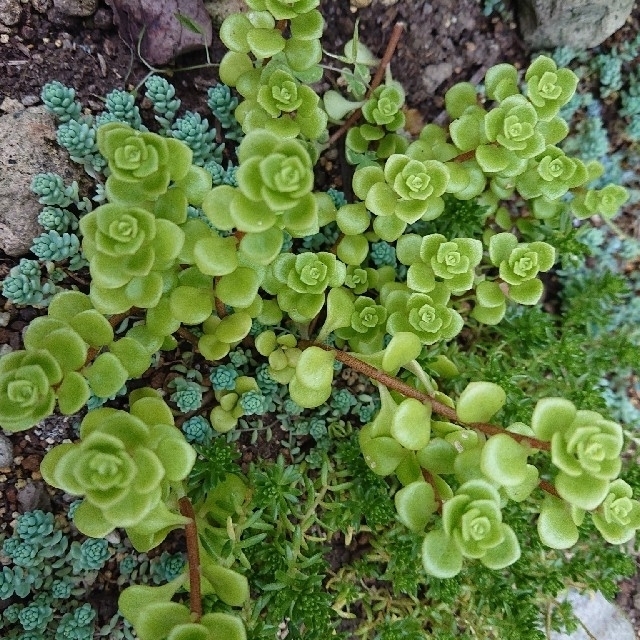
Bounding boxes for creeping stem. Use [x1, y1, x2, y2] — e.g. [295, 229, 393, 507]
[301, 340, 551, 452]
[178, 496, 203, 620]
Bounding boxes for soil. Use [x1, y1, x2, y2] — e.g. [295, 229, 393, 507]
[1, 0, 639, 636]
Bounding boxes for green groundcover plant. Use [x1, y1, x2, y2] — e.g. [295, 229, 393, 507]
[1, 2, 639, 639]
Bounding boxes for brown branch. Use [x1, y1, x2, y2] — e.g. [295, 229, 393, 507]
[453, 150, 476, 163]
[422, 469, 443, 512]
[328, 22, 405, 146]
[538, 479, 561, 499]
[301, 341, 551, 451]
[177, 326, 200, 348]
[178, 497, 203, 621]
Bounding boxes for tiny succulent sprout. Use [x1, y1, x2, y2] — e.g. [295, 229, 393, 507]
[488, 232, 555, 305]
[384, 283, 464, 346]
[592, 480, 640, 544]
[210, 376, 262, 432]
[421, 480, 521, 578]
[571, 184, 629, 220]
[525, 55, 579, 121]
[362, 84, 406, 130]
[39, 390, 195, 550]
[97, 122, 192, 204]
[353, 154, 450, 238]
[531, 398, 623, 511]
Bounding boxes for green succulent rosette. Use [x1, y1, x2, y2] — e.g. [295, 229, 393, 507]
[40, 392, 196, 549]
[80, 203, 184, 313]
[121, 598, 246, 640]
[245, 0, 319, 20]
[421, 480, 521, 578]
[525, 55, 579, 121]
[592, 480, 640, 544]
[532, 398, 624, 511]
[400, 233, 483, 295]
[335, 295, 388, 353]
[488, 232, 555, 305]
[384, 283, 463, 345]
[238, 68, 327, 140]
[361, 84, 405, 130]
[485, 95, 545, 157]
[97, 122, 192, 203]
[353, 154, 449, 239]
[0, 350, 59, 431]
[207, 130, 318, 237]
[515, 146, 588, 200]
[571, 184, 629, 220]
[264, 251, 346, 322]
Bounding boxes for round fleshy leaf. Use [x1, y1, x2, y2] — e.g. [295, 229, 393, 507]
[361, 436, 407, 476]
[555, 472, 610, 511]
[109, 337, 152, 378]
[421, 528, 463, 578]
[83, 352, 129, 398]
[480, 523, 521, 569]
[57, 372, 90, 415]
[169, 286, 213, 325]
[537, 496, 579, 549]
[391, 398, 432, 450]
[394, 480, 436, 532]
[480, 434, 530, 486]
[531, 397, 576, 441]
[457, 381, 506, 423]
[201, 564, 249, 606]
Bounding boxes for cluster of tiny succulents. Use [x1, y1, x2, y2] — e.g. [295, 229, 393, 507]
[1, 1, 639, 638]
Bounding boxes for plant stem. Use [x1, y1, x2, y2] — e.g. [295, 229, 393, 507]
[328, 22, 405, 145]
[303, 341, 551, 451]
[179, 496, 203, 621]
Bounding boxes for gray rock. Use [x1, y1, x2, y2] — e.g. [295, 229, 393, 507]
[52, 0, 98, 16]
[550, 590, 635, 640]
[0, 106, 84, 257]
[515, 0, 635, 49]
[17, 481, 52, 512]
[0, 0, 21, 26]
[31, 0, 52, 13]
[422, 62, 454, 95]
[204, 0, 247, 25]
[0, 433, 13, 468]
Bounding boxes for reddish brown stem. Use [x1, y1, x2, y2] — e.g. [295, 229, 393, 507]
[179, 497, 203, 621]
[422, 469, 443, 512]
[302, 341, 551, 451]
[177, 327, 200, 348]
[538, 479, 561, 498]
[453, 150, 476, 163]
[328, 22, 406, 146]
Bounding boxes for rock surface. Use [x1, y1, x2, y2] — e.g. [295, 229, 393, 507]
[516, 0, 635, 49]
[0, 106, 84, 257]
[0, 433, 13, 468]
[204, 0, 247, 24]
[0, 0, 21, 25]
[105, 0, 213, 66]
[550, 590, 635, 640]
[52, 0, 98, 16]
